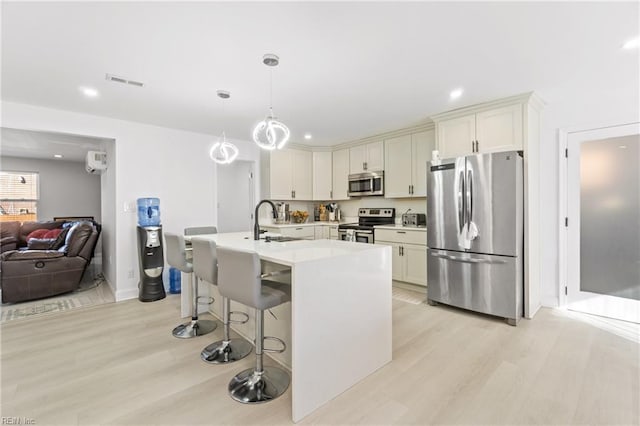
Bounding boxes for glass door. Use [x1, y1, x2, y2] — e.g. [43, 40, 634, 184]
[566, 123, 639, 323]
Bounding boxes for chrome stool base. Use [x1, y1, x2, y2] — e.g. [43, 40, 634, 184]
[201, 338, 252, 364]
[228, 366, 290, 404]
[172, 319, 217, 339]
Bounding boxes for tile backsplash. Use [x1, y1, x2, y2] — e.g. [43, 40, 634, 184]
[260, 197, 426, 224]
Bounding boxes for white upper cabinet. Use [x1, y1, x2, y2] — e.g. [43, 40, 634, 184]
[434, 99, 525, 158]
[332, 148, 350, 200]
[384, 135, 412, 197]
[411, 130, 434, 197]
[312, 151, 332, 200]
[437, 114, 476, 159]
[270, 149, 312, 200]
[384, 130, 434, 198]
[269, 149, 293, 200]
[349, 141, 384, 174]
[366, 140, 384, 171]
[475, 104, 523, 153]
[291, 150, 313, 200]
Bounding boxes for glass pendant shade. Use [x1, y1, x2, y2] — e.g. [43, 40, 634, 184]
[209, 133, 239, 164]
[252, 110, 291, 150]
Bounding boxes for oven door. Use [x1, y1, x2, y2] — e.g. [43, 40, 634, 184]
[338, 229, 373, 243]
[355, 230, 374, 243]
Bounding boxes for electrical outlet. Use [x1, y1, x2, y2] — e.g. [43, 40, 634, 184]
[128, 269, 134, 279]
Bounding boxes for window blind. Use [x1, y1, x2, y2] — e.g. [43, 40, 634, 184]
[0, 171, 39, 217]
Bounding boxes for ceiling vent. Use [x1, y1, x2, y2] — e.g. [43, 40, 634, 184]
[105, 73, 144, 87]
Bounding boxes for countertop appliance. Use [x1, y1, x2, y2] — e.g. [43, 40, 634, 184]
[348, 172, 384, 197]
[275, 202, 290, 224]
[402, 212, 426, 227]
[426, 151, 523, 325]
[338, 207, 395, 243]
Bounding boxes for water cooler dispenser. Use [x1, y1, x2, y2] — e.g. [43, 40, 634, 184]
[136, 197, 166, 302]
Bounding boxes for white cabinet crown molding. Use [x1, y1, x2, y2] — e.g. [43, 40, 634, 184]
[430, 92, 545, 123]
[332, 121, 435, 151]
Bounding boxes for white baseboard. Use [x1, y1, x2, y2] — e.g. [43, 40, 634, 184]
[115, 288, 138, 302]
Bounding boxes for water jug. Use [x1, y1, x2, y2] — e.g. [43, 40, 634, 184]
[137, 197, 160, 227]
[169, 267, 181, 294]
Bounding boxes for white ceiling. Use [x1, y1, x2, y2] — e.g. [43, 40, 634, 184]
[1, 2, 638, 147]
[0, 128, 109, 162]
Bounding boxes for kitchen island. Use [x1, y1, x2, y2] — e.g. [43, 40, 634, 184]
[189, 232, 392, 422]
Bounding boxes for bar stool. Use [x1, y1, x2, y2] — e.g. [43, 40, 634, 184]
[216, 246, 291, 404]
[164, 232, 217, 338]
[190, 238, 252, 364]
[185, 226, 218, 236]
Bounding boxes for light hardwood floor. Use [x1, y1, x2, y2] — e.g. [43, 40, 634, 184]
[1, 292, 638, 425]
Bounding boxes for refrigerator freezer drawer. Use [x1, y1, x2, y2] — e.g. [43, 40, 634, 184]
[427, 249, 523, 323]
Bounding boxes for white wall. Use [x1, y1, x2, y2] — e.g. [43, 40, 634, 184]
[217, 160, 255, 232]
[0, 156, 101, 222]
[1, 101, 260, 301]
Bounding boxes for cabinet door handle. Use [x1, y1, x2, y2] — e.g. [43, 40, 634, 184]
[330, 190, 333, 199]
[476, 140, 479, 152]
[400, 246, 404, 256]
[396, 231, 407, 234]
[398, 246, 402, 256]
[296, 227, 303, 230]
[472, 140, 475, 152]
[293, 190, 296, 198]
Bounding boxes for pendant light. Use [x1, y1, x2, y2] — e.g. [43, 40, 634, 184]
[252, 53, 290, 150]
[209, 90, 239, 165]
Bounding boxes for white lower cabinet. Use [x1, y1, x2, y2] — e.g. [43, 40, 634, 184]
[375, 228, 427, 287]
[314, 225, 331, 240]
[329, 224, 339, 240]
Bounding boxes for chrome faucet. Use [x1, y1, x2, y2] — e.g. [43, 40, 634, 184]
[254, 200, 278, 240]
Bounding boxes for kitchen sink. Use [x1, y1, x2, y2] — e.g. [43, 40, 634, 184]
[263, 236, 302, 242]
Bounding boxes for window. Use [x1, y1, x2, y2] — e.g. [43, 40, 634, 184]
[0, 171, 39, 222]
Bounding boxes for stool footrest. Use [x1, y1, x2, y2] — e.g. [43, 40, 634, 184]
[229, 311, 250, 324]
[197, 296, 215, 305]
[262, 336, 286, 353]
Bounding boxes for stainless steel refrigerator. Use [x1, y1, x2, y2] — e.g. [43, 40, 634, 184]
[426, 151, 523, 325]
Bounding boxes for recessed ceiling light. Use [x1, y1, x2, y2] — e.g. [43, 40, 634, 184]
[619, 145, 628, 149]
[450, 88, 463, 100]
[80, 87, 99, 98]
[622, 37, 640, 49]
[304, 133, 312, 140]
[54, 154, 63, 158]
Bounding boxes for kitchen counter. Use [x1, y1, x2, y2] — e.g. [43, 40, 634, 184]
[188, 232, 392, 422]
[262, 221, 342, 228]
[374, 224, 427, 231]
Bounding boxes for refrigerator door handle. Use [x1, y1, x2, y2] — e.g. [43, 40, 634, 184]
[467, 168, 473, 224]
[457, 170, 465, 233]
[430, 251, 507, 265]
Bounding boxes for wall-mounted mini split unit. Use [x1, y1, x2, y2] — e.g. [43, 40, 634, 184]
[86, 151, 107, 174]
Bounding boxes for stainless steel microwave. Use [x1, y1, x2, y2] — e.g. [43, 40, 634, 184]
[348, 171, 384, 197]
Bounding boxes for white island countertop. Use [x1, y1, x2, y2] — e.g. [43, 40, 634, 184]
[188, 231, 392, 423]
[191, 232, 382, 266]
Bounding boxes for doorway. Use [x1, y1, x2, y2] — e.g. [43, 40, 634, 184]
[563, 122, 639, 323]
[216, 160, 255, 232]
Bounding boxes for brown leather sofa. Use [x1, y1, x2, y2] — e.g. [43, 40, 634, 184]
[0, 220, 101, 303]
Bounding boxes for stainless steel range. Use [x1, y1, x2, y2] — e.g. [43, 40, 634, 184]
[338, 208, 395, 243]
